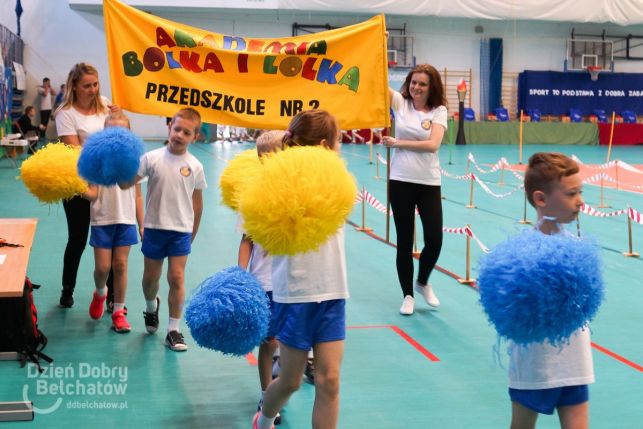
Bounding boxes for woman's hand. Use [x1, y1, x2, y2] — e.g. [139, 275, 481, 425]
[382, 136, 397, 148]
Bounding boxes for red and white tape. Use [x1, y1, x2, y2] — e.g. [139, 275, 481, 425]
[358, 187, 490, 252]
[440, 168, 472, 180]
[583, 172, 618, 184]
[376, 152, 388, 166]
[627, 207, 643, 225]
[617, 160, 643, 175]
[579, 203, 627, 218]
[467, 153, 509, 174]
[472, 174, 525, 198]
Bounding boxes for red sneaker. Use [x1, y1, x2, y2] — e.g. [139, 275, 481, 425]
[111, 310, 131, 333]
[252, 412, 275, 429]
[89, 291, 107, 320]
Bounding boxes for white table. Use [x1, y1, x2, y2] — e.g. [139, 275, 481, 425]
[0, 138, 29, 168]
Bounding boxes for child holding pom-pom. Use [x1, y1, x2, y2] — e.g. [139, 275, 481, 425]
[81, 112, 143, 332]
[252, 110, 351, 429]
[507, 152, 595, 429]
[120, 108, 206, 352]
[237, 130, 285, 425]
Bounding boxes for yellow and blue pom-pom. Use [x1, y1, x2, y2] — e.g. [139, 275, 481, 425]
[77, 127, 144, 185]
[239, 146, 357, 255]
[185, 266, 270, 356]
[19, 142, 87, 203]
[219, 149, 263, 211]
[477, 229, 604, 346]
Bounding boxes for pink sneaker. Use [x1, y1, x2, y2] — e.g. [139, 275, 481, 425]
[252, 411, 275, 429]
[89, 291, 107, 320]
[111, 310, 131, 333]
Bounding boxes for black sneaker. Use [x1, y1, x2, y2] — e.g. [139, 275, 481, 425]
[304, 359, 315, 384]
[106, 291, 114, 312]
[164, 330, 188, 352]
[106, 295, 127, 315]
[59, 286, 74, 308]
[143, 297, 160, 334]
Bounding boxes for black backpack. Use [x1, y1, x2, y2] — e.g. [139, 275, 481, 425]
[0, 277, 52, 372]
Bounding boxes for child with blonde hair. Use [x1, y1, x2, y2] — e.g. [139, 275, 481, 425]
[238, 130, 285, 424]
[83, 111, 143, 332]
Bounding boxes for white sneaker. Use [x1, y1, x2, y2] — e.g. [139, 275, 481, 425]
[415, 282, 440, 307]
[399, 295, 415, 315]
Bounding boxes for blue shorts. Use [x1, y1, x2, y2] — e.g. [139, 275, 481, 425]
[272, 299, 346, 351]
[141, 228, 192, 260]
[264, 291, 277, 340]
[90, 224, 138, 248]
[509, 385, 589, 415]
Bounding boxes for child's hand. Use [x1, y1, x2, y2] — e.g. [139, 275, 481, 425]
[108, 104, 121, 114]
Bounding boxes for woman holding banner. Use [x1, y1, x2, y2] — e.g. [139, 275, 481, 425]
[55, 63, 119, 308]
[382, 64, 447, 316]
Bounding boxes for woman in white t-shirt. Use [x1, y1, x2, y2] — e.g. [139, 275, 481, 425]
[382, 64, 448, 316]
[54, 63, 119, 309]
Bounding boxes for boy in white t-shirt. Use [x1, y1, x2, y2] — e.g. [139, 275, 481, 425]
[509, 152, 592, 429]
[238, 130, 285, 425]
[120, 108, 207, 352]
[82, 112, 143, 332]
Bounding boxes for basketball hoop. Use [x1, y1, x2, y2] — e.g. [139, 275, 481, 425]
[587, 66, 601, 82]
[388, 60, 398, 68]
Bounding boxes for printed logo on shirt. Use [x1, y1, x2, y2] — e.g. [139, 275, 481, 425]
[179, 166, 192, 177]
[421, 119, 432, 130]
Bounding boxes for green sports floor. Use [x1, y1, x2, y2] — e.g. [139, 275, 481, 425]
[1, 141, 641, 428]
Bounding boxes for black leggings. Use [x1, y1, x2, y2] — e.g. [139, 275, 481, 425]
[62, 196, 90, 288]
[389, 180, 443, 297]
[61, 196, 114, 290]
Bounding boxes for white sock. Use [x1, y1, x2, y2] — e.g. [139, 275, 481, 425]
[95, 286, 107, 297]
[257, 413, 276, 429]
[145, 298, 158, 313]
[113, 303, 125, 313]
[167, 317, 181, 333]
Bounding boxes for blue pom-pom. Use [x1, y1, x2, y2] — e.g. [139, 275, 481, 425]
[77, 127, 144, 185]
[185, 266, 270, 356]
[478, 229, 604, 346]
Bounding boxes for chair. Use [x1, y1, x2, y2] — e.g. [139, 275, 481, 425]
[621, 110, 637, 124]
[495, 108, 509, 122]
[592, 109, 607, 123]
[463, 108, 475, 121]
[527, 109, 541, 122]
[569, 109, 583, 123]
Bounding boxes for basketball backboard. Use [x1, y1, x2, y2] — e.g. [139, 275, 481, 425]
[565, 39, 614, 72]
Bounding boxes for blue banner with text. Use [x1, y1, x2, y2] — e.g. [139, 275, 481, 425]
[518, 71, 643, 116]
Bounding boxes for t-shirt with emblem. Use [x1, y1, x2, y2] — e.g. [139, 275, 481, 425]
[390, 90, 448, 186]
[137, 146, 207, 233]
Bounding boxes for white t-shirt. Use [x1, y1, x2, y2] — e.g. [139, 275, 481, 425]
[138, 147, 207, 233]
[271, 228, 348, 304]
[55, 96, 110, 145]
[90, 185, 137, 226]
[390, 91, 448, 186]
[236, 216, 272, 292]
[38, 86, 54, 111]
[508, 327, 595, 389]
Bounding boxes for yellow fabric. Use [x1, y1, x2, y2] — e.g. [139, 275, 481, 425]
[19, 143, 87, 204]
[104, 0, 389, 130]
[239, 146, 357, 256]
[219, 149, 263, 211]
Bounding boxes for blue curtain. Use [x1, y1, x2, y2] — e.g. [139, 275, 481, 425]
[489, 38, 503, 113]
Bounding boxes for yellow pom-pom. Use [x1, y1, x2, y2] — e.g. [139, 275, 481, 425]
[219, 149, 263, 211]
[239, 146, 357, 255]
[19, 142, 87, 204]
